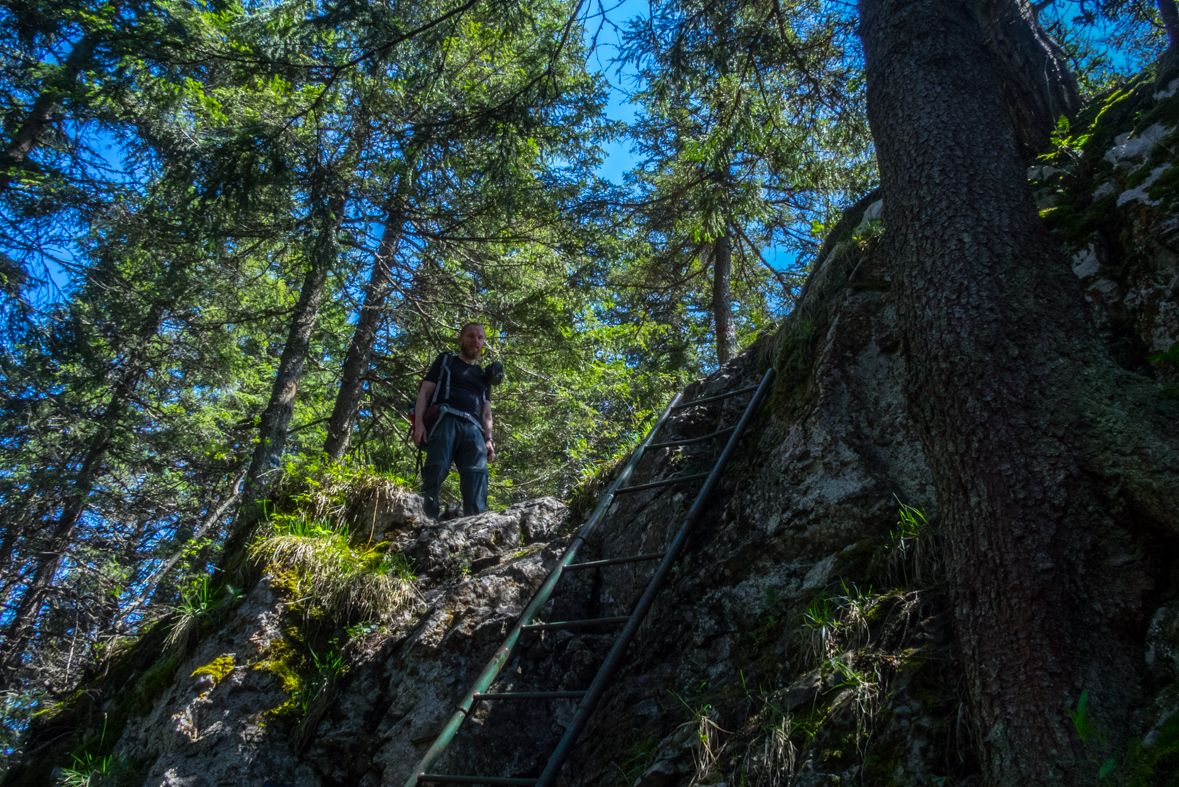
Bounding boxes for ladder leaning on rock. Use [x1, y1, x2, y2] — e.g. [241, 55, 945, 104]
[404, 367, 777, 787]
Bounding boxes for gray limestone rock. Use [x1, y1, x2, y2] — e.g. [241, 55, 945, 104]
[1147, 602, 1179, 683]
[68, 113, 1179, 786]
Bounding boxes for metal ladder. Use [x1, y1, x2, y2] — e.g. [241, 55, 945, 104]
[404, 367, 776, 787]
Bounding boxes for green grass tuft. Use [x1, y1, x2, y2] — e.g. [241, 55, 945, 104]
[250, 518, 418, 626]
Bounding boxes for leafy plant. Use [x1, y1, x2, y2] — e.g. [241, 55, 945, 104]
[295, 647, 347, 715]
[57, 714, 136, 786]
[1068, 689, 1120, 779]
[799, 581, 874, 667]
[801, 595, 836, 665]
[1041, 114, 1091, 165]
[268, 458, 415, 542]
[57, 752, 136, 787]
[829, 657, 881, 754]
[164, 575, 240, 653]
[887, 497, 938, 586]
[670, 690, 728, 787]
[1071, 689, 1108, 746]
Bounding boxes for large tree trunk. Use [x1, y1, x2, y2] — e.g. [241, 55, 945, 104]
[322, 212, 403, 461]
[0, 301, 166, 687]
[0, 34, 95, 191]
[711, 231, 735, 365]
[976, 0, 1079, 157]
[859, 0, 1179, 783]
[1161, 0, 1179, 51]
[225, 180, 347, 558]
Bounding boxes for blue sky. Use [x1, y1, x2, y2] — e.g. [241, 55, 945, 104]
[582, 0, 647, 185]
[580, 0, 809, 279]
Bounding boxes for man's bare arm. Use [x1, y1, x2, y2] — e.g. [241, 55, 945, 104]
[413, 381, 437, 446]
[482, 400, 494, 462]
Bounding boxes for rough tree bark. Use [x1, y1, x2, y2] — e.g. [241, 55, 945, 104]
[712, 231, 735, 365]
[224, 177, 348, 559]
[860, 0, 1179, 783]
[1160, 0, 1179, 51]
[322, 210, 403, 461]
[976, 0, 1079, 157]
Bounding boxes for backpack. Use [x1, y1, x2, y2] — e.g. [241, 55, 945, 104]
[408, 353, 455, 445]
[408, 353, 502, 448]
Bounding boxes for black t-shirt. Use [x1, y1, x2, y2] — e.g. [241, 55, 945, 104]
[424, 353, 490, 420]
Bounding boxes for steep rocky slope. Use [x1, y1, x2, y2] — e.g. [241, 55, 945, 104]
[11, 67, 1179, 787]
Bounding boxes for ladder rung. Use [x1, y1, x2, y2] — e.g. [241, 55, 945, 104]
[671, 384, 759, 409]
[473, 691, 586, 701]
[565, 553, 666, 570]
[418, 776, 536, 786]
[649, 426, 736, 449]
[615, 473, 709, 493]
[523, 616, 629, 631]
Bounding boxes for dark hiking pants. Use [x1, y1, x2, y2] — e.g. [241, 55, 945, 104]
[420, 413, 488, 519]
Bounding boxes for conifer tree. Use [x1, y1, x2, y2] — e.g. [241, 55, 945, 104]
[619, 0, 873, 364]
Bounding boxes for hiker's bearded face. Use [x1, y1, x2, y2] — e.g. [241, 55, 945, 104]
[460, 326, 486, 360]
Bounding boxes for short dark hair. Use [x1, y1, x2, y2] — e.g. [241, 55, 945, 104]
[460, 321, 485, 335]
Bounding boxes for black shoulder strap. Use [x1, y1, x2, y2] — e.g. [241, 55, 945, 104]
[430, 353, 454, 405]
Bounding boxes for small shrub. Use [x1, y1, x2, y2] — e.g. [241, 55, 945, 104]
[565, 453, 626, 529]
[267, 456, 415, 537]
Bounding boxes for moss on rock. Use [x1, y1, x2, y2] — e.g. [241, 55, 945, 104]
[192, 655, 236, 685]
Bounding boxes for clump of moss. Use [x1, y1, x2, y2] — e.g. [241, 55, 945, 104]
[1126, 164, 1156, 190]
[191, 655, 235, 686]
[1040, 194, 1120, 248]
[613, 733, 659, 787]
[862, 735, 908, 787]
[772, 317, 823, 417]
[253, 637, 309, 717]
[1147, 163, 1179, 207]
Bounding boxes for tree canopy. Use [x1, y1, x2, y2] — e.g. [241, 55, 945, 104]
[0, 0, 1169, 781]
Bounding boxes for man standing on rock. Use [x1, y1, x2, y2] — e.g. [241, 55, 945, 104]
[413, 322, 496, 519]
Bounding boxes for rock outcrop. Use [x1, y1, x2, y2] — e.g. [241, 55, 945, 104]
[14, 66, 1179, 787]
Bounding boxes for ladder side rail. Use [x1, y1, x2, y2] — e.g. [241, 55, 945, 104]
[571, 390, 683, 544]
[534, 368, 776, 787]
[403, 391, 683, 787]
